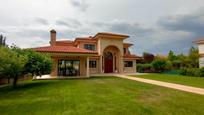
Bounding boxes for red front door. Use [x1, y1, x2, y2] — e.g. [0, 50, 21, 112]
[104, 52, 113, 73]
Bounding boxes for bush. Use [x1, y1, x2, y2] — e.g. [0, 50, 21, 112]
[199, 67, 204, 77]
[137, 64, 153, 73]
[180, 68, 204, 77]
[151, 59, 172, 72]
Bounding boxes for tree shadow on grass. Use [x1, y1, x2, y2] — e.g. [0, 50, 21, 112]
[0, 76, 117, 93]
[0, 80, 57, 93]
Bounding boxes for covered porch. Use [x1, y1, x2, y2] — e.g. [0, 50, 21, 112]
[50, 53, 93, 78]
[32, 45, 97, 78]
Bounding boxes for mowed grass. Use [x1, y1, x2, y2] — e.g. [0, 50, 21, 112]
[0, 77, 204, 115]
[132, 73, 204, 88]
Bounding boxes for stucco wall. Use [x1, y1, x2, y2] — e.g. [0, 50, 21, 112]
[198, 44, 204, 54]
[89, 59, 100, 74]
[123, 59, 136, 73]
[199, 57, 204, 68]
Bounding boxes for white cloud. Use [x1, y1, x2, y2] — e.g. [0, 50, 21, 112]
[0, 0, 204, 55]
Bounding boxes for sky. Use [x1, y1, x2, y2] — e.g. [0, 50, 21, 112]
[0, 0, 204, 55]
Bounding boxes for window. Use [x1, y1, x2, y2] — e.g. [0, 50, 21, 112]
[124, 61, 133, 67]
[124, 48, 126, 54]
[84, 44, 95, 50]
[89, 61, 97, 68]
[58, 60, 80, 76]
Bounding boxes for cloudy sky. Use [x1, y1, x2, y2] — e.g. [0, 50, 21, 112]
[0, 0, 204, 55]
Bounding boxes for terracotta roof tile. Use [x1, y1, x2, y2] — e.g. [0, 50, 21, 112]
[123, 43, 133, 47]
[32, 46, 97, 54]
[55, 40, 74, 46]
[123, 54, 141, 59]
[96, 32, 129, 37]
[193, 38, 204, 44]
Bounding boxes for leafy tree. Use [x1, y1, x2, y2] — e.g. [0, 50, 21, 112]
[0, 34, 7, 46]
[152, 58, 171, 72]
[23, 49, 53, 77]
[168, 50, 177, 61]
[0, 46, 27, 87]
[11, 46, 53, 77]
[188, 46, 199, 68]
[143, 52, 155, 63]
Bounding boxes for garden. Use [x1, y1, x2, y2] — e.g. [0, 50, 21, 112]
[137, 47, 202, 77]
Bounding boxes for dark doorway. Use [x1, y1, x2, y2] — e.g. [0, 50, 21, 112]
[104, 52, 113, 73]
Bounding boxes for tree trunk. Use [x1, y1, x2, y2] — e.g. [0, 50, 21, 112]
[13, 75, 18, 88]
[7, 77, 10, 84]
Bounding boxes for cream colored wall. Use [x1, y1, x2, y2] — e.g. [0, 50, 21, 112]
[50, 58, 58, 77]
[123, 59, 136, 73]
[89, 59, 100, 74]
[199, 57, 204, 68]
[198, 44, 204, 54]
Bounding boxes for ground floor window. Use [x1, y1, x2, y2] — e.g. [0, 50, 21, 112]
[89, 61, 97, 68]
[124, 61, 133, 67]
[58, 60, 80, 76]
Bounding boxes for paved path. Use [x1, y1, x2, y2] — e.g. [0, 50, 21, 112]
[114, 74, 204, 95]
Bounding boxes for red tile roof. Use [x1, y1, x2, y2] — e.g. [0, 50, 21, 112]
[97, 32, 129, 37]
[123, 54, 141, 59]
[123, 43, 133, 47]
[93, 32, 129, 39]
[55, 40, 74, 46]
[32, 46, 98, 54]
[193, 38, 204, 44]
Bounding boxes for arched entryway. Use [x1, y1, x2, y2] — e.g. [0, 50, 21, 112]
[104, 52, 113, 73]
[103, 45, 121, 73]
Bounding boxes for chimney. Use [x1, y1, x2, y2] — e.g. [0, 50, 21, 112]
[50, 29, 56, 46]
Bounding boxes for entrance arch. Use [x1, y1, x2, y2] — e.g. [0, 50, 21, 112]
[102, 45, 121, 73]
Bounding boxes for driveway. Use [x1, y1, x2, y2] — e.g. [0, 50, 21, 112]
[115, 74, 204, 95]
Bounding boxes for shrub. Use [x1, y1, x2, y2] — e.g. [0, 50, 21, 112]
[151, 59, 172, 72]
[199, 67, 204, 77]
[137, 64, 153, 73]
[180, 68, 203, 77]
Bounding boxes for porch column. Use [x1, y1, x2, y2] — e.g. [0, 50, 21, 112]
[86, 57, 90, 77]
[100, 56, 103, 73]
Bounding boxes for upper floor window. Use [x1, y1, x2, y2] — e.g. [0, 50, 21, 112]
[124, 61, 133, 67]
[84, 44, 95, 50]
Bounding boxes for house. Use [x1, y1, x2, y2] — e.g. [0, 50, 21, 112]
[194, 39, 204, 67]
[33, 30, 140, 77]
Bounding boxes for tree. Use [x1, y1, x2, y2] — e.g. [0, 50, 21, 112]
[168, 50, 177, 61]
[11, 46, 53, 77]
[152, 59, 171, 72]
[188, 46, 199, 68]
[23, 49, 53, 77]
[0, 34, 7, 46]
[0, 46, 27, 87]
[143, 52, 155, 63]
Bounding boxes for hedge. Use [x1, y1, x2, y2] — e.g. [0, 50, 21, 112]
[180, 67, 204, 77]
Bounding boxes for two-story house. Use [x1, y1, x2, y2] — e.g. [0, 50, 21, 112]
[194, 39, 204, 67]
[33, 30, 140, 77]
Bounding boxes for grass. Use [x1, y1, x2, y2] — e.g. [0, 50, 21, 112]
[132, 73, 204, 88]
[0, 76, 204, 115]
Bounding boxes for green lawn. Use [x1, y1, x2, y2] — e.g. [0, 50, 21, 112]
[0, 77, 204, 115]
[132, 74, 204, 88]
